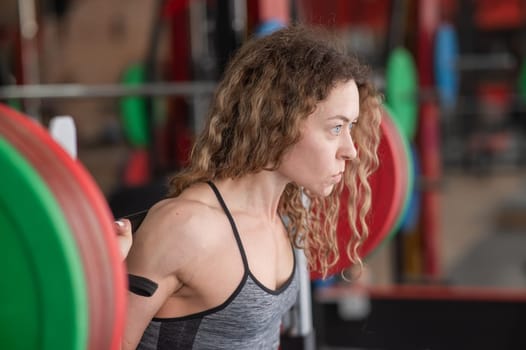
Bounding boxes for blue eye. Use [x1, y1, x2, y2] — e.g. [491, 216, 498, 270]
[331, 125, 342, 134]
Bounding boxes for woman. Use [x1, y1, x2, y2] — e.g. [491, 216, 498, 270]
[116, 24, 381, 349]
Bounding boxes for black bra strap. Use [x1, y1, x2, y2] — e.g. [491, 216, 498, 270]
[206, 181, 250, 269]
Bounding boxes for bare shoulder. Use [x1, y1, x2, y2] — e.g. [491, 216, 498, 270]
[122, 184, 226, 349]
[126, 183, 224, 278]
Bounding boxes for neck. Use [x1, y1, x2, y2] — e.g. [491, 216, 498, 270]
[214, 170, 289, 221]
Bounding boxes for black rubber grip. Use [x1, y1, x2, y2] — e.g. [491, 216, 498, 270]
[128, 274, 159, 297]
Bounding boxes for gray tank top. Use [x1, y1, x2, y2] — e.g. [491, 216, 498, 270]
[137, 182, 299, 349]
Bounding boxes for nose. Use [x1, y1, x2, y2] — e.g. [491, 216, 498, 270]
[338, 133, 357, 161]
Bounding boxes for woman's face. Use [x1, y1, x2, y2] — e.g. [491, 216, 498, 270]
[278, 80, 360, 197]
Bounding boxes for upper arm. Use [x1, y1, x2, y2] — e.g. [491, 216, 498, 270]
[121, 200, 199, 349]
[122, 279, 177, 350]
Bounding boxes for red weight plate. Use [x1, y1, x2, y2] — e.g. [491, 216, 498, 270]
[0, 106, 114, 349]
[0, 104, 127, 349]
[0, 136, 88, 350]
[311, 107, 407, 279]
[359, 108, 407, 256]
[383, 107, 412, 237]
[67, 151, 128, 350]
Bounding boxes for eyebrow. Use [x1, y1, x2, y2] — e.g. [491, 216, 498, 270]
[328, 115, 359, 123]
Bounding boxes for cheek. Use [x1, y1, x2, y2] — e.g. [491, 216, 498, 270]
[303, 138, 333, 163]
[284, 139, 332, 174]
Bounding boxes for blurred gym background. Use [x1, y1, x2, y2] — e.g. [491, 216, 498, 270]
[2, 0, 526, 349]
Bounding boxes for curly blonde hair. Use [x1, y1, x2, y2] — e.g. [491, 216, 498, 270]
[168, 25, 381, 278]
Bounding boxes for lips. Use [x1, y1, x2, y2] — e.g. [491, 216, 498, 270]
[332, 172, 343, 183]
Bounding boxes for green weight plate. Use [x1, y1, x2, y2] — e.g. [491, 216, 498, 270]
[120, 64, 150, 147]
[386, 47, 418, 140]
[0, 109, 115, 349]
[0, 137, 88, 350]
[0, 104, 127, 350]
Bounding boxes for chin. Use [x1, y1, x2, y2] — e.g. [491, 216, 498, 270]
[323, 185, 337, 197]
[307, 184, 335, 198]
